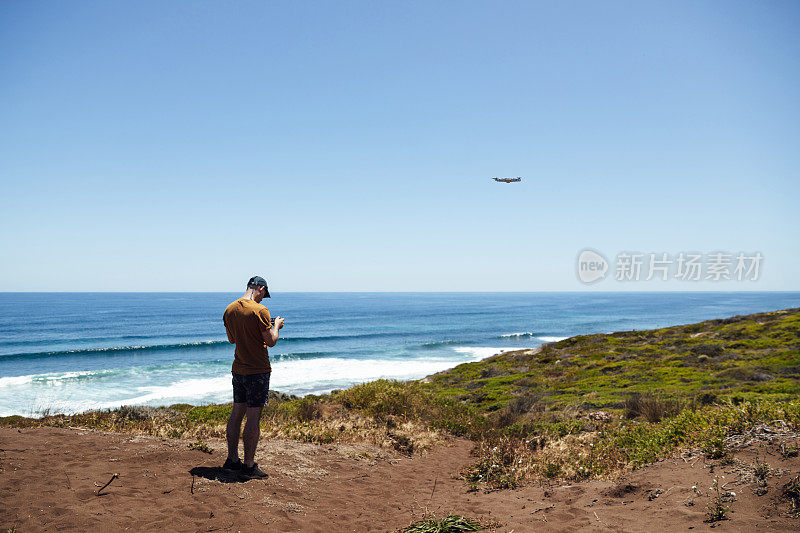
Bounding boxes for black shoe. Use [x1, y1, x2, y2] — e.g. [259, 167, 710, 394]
[241, 462, 268, 479]
[222, 457, 243, 472]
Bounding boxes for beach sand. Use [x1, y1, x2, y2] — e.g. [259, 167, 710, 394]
[2, 426, 798, 532]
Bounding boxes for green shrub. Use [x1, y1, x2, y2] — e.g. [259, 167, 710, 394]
[702, 435, 727, 459]
[188, 440, 213, 454]
[186, 404, 232, 425]
[401, 514, 484, 533]
[283, 397, 322, 422]
[542, 461, 561, 479]
[705, 478, 730, 523]
[753, 459, 772, 480]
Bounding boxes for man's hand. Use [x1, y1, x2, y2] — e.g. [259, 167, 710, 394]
[263, 317, 283, 347]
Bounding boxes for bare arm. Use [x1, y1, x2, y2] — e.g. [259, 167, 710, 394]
[223, 315, 235, 344]
[262, 317, 284, 347]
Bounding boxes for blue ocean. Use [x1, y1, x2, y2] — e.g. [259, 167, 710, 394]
[1, 292, 798, 417]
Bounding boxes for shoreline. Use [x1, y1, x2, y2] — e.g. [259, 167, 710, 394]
[2, 300, 799, 418]
[0, 346, 528, 419]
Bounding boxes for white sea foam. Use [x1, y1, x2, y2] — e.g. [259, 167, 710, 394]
[0, 375, 35, 387]
[538, 336, 568, 343]
[273, 357, 459, 389]
[43, 370, 109, 382]
[451, 346, 514, 360]
[0, 369, 113, 388]
[500, 332, 534, 338]
[0, 346, 530, 415]
[97, 376, 231, 408]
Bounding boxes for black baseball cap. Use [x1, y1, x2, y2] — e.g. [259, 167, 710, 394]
[247, 276, 270, 297]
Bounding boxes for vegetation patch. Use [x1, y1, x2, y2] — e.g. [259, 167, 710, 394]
[623, 393, 684, 422]
[0, 381, 487, 455]
[188, 439, 213, 454]
[784, 474, 800, 518]
[399, 514, 487, 533]
[704, 477, 731, 523]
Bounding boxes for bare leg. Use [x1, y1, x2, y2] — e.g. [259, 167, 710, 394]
[242, 406, 263, 467]
[226, 402, 247, 461]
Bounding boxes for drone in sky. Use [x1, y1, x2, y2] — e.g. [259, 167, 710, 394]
[491, 177, 522, 183]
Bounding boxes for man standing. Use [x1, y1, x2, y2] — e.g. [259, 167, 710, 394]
[222, 276, 284, 479]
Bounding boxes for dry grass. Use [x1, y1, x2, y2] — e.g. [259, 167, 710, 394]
[492, 394, 542, 428]
[0, 382, 466, 456]
[784, 474, 800, 517]
[624, 393, 684, 423]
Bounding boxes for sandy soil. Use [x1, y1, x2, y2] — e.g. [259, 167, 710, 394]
[1, 427, 798, 532]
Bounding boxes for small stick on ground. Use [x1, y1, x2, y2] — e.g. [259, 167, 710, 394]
[594, 511, 605, 525]
[429, 477, 437, 501]
[95, 473, 119, 495]
[661, 486, 677, 497]
[190, 475, 195, 494]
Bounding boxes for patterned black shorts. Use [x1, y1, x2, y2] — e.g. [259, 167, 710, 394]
[232, 372, 271, 408]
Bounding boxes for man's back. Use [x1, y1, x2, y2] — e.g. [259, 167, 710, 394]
[223, 298, 272, 374]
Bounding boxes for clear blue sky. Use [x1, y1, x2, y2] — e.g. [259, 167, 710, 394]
[1, 1, 798, 291]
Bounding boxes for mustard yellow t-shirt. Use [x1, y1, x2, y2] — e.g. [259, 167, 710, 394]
[223, 298, 272, 374]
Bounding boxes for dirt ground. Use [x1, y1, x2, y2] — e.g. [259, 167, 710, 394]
[1, 426, 798, 532]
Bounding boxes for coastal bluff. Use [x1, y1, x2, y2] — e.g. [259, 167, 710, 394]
[2, 308, 799, 531]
